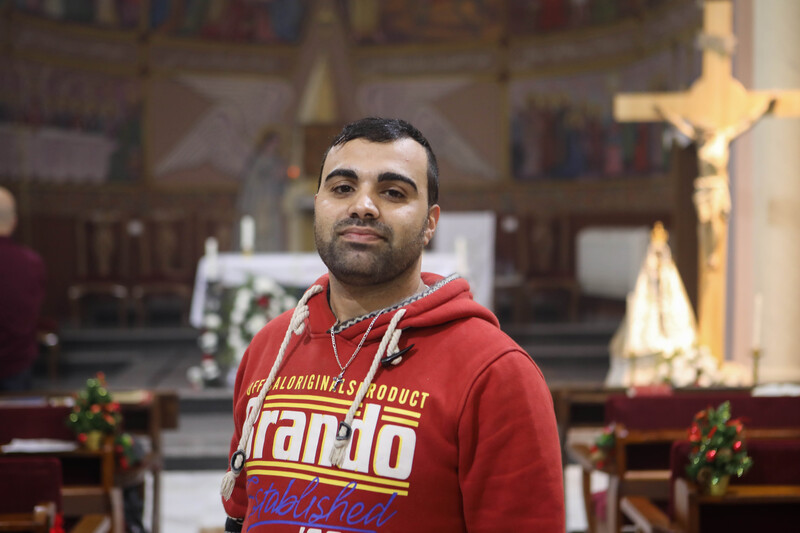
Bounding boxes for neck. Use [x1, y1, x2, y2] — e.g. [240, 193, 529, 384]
[328, 268, 427, 323]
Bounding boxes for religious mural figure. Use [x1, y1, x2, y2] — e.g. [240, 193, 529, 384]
[655, 98, 775, 270]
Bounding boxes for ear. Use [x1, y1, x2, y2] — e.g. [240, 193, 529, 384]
[423, 205, 440, 246]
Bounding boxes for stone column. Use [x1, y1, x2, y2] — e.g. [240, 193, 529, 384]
[751, 0, 800, 382]
[729, 0, 755, 368]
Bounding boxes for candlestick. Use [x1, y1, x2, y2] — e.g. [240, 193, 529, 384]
[752, 292, 763, 352]
[205, 237, 219, 282]
[240, 215, 255, 255]
[752, 348, 762, 387]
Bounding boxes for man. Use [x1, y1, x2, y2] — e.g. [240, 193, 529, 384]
[0, 187, 46, 391]
[221, 118, 564, 532]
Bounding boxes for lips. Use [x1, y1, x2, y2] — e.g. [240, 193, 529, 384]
[335, 221, 388, 241]
[339, 226, 385, 242]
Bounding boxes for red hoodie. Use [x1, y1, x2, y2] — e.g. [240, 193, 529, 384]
[223, 273, 564, 532]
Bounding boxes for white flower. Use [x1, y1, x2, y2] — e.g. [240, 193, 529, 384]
[245, 314, 268, 336]
[282, 295, 297, 310]
[203, 313, 222, 330]
[186, 366, 204, 386]
[230, 308, 246, 326]
[199, 331, 218, 352]
[227, 328, 244, 348]
[254, 277, 279, 294]
[201, 358, 221, 380]
[268, 299, 284, 318]
[698, 356, 719, 380]
[655, 362, 671, 383]
[234, 288, 253, 311]
[671, 356, 696, 387]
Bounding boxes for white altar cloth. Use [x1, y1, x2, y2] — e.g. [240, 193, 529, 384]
[190, 252, 464, 328]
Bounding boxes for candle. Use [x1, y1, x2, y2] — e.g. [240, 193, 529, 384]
[240, 215, 255, 254]
[455, 236, 469, 278]
[205, 237, 219, 281]
[752, 292, 763, 351]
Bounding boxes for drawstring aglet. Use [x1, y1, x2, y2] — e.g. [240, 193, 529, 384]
[381, 344, 414, 367]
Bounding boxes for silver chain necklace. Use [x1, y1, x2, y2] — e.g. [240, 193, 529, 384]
[329, 312, 382, 392]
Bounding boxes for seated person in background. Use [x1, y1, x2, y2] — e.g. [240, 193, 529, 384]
[0, 187, 46, 392]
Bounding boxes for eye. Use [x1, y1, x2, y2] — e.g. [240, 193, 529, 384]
[383, 188, 407, 200]
[331, 183, 354, 195]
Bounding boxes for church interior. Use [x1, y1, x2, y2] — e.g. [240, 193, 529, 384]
[2, 0, 800, 532]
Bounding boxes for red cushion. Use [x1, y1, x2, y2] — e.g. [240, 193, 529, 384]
[0, 405, 74, 444]
[605, 394, 800, 430]
[0, 456, 63, 513]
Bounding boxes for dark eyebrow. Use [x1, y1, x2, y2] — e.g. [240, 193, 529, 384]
[323, 168, 358, 183]
[377, 172, 418, 192]
[323, 169, 419, 193]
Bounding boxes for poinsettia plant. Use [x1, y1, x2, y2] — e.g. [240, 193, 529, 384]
[686, 401, 753, 487]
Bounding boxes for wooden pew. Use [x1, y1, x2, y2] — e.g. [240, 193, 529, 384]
[622, 439, 800, 533]
[0, 390, 179, 533]
[0, 456, 110, 533]
[0, 404, 124, 531]
[0, 457, 60, 533]
[567, 393, 800, 533]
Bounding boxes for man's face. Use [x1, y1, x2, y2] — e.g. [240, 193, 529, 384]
[314, 138, 439, 287]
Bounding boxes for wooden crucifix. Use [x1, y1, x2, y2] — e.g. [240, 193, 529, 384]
[614, 0, 800, 362]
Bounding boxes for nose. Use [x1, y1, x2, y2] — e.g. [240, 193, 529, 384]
[349, 189, 379, 219]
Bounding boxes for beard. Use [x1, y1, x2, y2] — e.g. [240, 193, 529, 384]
[314, 216, 428, 287]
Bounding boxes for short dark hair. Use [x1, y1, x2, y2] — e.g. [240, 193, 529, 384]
[317, 117, 439, 206]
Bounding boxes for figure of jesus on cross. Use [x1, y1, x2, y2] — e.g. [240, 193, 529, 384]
[614, 0, 800, 362]
[655, 97, 774, 273]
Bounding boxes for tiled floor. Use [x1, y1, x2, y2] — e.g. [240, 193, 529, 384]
[162, 471, 227, 533]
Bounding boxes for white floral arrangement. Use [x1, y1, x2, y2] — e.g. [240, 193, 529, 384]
[190, 276, 298, 387]
[654, 345, 751, 388]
